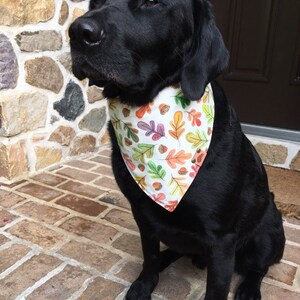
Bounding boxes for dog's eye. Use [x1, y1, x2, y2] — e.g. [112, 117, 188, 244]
[142, 0, 159, 8]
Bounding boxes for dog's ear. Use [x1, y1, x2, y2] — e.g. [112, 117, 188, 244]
[181, 0, 229, 100]
[89, 0, 105, 10]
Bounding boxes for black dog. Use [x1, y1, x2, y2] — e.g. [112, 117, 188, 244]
[69, 1, 285, 299]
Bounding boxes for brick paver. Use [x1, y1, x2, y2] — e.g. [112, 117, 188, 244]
[17, 183, 63, 201]
[55, 194, 107, 216]
[59, 217, 118, 244]
[77, 277, 125, 300]
[112, 233, 143, 258]
[57, 180, 105, 199]
[59, 240, 121, 273]
[15, 201, 69, 224]
[0, 234, 9, 245]
[0, 190, 26, 208]
[0, 254, 61, 300]
[65, 160, 96, 170]
[0, 244, 31, 273]
[31, 173, 67, 186]
[104, 209, 139, 232]
[56, 167, 99, 182]
[27, 265, 92, 300]
[7, 220, 65, 249]
[0, 209, 18, 227]
[0, 147, 299, 299]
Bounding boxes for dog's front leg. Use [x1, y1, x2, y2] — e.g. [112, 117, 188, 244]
[126, 229, 160, 300]
[204, 237, 236, 300]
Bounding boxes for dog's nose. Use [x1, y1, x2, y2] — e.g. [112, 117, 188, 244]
[69, 19, 105, 46]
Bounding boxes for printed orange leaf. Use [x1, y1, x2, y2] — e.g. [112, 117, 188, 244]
[187, 109, 201, 127]
[165, 200, 179, 212]
[136, 103, 152, 119]
[165, 149, 192, 169]
[152, 193, 166, 203]
[201, 89, 210, 103]
[121, 152, 136, 171]
[169, 111, 185, 140]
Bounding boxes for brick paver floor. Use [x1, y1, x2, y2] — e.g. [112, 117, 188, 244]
[0, 146, 299, 299]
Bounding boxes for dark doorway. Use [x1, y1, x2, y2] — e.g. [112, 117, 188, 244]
[212, 0, 300, 131]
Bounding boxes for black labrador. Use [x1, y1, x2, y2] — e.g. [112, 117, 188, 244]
[69, 1, 285, 299]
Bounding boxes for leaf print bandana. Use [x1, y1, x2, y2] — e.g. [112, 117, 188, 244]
[108, 84, 215, 212]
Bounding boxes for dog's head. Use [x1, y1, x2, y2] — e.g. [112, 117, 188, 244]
[69, 0, 229, 105]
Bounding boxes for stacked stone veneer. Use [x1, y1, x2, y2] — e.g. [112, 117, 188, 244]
[0, 0, 109, 182]
[0, 1, 299, 183]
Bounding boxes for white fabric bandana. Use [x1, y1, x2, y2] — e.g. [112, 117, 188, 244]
[108, 84, 215, 212]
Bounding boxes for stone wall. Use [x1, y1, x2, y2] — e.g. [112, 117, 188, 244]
[0, 0, 109, 182]
[248, 135, 300, 172]
[0, 1, 299, 183]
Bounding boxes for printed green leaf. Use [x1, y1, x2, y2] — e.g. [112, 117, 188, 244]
[186, 130, 209, 149]
[148, 161, 166, 180]
[132, 144, 155, 163]
[116, 133, 123, 147]
[123, 122, 139, 143]
[202, 104, 214, 124]
[175, 91, 191, 109]
[111, 114, 122, 130]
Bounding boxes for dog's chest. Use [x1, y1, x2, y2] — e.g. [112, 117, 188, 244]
[108, 84, 215, 212]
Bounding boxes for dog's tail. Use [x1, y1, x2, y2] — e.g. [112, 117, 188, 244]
[159, 249, 182, 272]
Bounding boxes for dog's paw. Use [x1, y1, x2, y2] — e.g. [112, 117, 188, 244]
[125, 280, 155, 300]
[234, 280, 261, 300]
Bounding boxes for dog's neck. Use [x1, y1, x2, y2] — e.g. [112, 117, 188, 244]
[103, 73, 181, 107]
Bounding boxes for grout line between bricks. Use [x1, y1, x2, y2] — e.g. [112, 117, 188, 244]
[283, 220, 300, 230]
[280, 259, 300, 268]
[115, 289, 130, 300]
[16, 263, 68, 300]
[286, 240, 300, 248]
[263, 276, 300, 292]
[293, 267, 300, 290]
[0, 216, 25, 232]
[0, 249, 36, 280]
[67, 276, 99, 300]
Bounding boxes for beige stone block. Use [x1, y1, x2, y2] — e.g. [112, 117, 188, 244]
[48, 125, 76, 146]
[0, 92, 48, 137]
[59, 1, 69, 26]
[35, 147, 62, 170]
[255, 143, 288, 165]
[69, 135, 96, 156]
[290, 150, 300, 171]
[0, 0, 55, 26]
[31, 133, 46, 143]
[0, 140, 28, 180]
[16, 30, 62, 52]
[25, 57, 64, 93]
[58, 52, 72, 73]
[87, 85, 105, 103]
[100, 130, 111, 144]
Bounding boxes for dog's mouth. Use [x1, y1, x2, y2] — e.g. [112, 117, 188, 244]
[72, 61, 107, 86]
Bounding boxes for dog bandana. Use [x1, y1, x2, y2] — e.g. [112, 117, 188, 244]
[108, 84, 215, 212]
